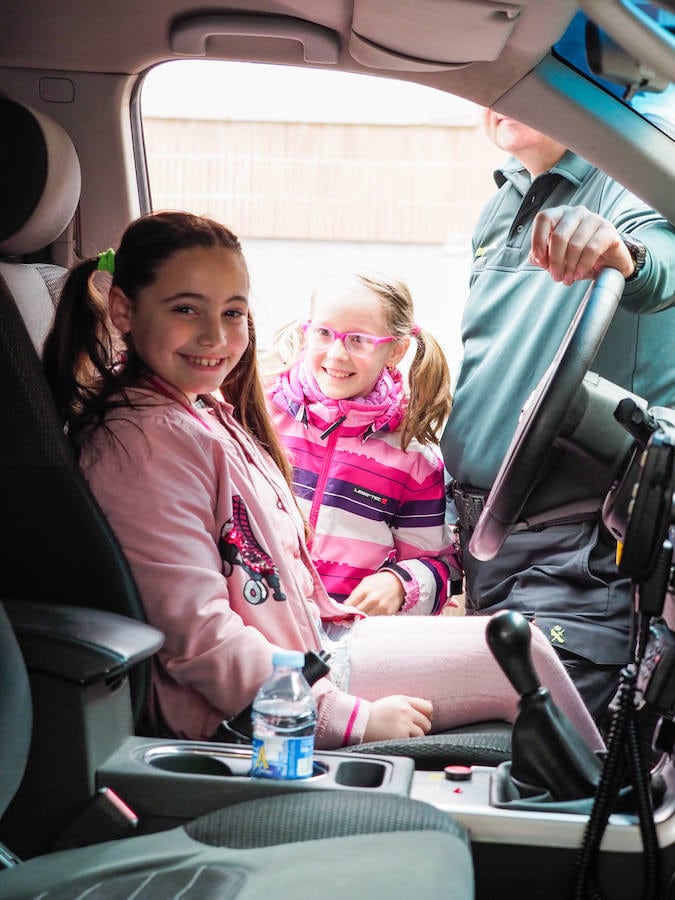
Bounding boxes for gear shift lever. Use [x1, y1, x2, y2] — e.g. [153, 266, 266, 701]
[486, 607, 541, 695]
[487, 610, 603, 800]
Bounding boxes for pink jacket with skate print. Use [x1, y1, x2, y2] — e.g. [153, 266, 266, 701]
[79, 384, 370, 747]
[266, 360, 461, 614]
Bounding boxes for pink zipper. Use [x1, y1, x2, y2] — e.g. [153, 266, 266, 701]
[310, 422, 343, 530]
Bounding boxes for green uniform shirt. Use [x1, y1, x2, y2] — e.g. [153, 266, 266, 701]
[442, 151, 675, 490]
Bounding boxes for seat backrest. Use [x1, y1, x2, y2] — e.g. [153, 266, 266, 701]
[0, 95, 149, 719]
[0, 602, 32, 821]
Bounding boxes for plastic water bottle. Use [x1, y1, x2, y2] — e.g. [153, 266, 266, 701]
[250, 649, 317, 780]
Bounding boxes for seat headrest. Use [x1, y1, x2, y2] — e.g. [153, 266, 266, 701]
[0, 96, 81, 256]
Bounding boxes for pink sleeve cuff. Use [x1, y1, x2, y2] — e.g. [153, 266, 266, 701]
[343, 698, 361, 744]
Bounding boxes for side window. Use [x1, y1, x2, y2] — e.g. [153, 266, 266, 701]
[140, 61, 503, 376]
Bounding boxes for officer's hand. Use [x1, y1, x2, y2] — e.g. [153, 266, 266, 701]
[530, 205, 635, 285]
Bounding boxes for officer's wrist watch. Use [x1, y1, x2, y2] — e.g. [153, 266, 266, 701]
[621, 234, 647, 282]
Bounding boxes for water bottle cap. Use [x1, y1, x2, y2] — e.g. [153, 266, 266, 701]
[272, 649, 305, 669]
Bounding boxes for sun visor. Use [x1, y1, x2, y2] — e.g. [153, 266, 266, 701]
[350, 0, 522, 71]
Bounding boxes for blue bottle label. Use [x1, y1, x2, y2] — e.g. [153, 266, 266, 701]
[251, 734, 315, 779]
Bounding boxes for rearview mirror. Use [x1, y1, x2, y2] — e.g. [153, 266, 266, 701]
[585, 20, 670, 100]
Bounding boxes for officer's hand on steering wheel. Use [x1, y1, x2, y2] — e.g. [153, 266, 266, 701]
[529, 205, 635, 285]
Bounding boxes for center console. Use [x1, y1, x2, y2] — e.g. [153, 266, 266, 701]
[5, 595, 675, 900]
[434, 607, 675, 899]
[411, 759, 675, 898]
[100, 738, 414, 834]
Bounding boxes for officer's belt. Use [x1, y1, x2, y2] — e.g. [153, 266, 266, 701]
[450, 481, 600, 534]
[451, 483, 490, 531]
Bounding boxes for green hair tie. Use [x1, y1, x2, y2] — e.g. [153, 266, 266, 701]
[97, 248, 116, 274]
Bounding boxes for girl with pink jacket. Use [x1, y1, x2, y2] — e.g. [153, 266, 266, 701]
[266, 273, 461, 616]
[42, 211, 602, 752]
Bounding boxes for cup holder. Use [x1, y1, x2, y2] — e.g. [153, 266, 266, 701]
[142, 745, 329, 780]
[335, 760, 386, 788]
[143, 745, 252, 778]
[140, 745, 394, 790]
[148, 753, 235, 776]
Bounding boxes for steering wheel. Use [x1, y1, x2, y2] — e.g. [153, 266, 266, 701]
[469, 267, 627, 562]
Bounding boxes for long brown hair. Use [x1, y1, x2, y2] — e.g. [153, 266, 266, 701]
[42, 210, 292, 483]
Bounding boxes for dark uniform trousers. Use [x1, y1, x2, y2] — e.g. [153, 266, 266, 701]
[458, 514, 632, 725]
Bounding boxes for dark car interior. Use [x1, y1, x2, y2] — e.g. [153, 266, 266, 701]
[1, 0, 675, 898]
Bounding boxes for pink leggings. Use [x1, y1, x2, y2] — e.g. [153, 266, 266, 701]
[346, 615, 604, 751]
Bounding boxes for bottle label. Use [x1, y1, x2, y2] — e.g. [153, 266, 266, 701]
[250, 734, 315, 779]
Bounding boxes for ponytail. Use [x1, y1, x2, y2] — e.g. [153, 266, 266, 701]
[347, 273, 452, 451]
[399, 327, 452, 450]
[259, 318, 305, 378]
[42, 257, 129, 450]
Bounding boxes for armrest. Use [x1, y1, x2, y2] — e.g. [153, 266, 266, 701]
[3, 600, 164, 685]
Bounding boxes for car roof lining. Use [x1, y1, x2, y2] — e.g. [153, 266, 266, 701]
[351, 0, 524, 67]
[0, 0, 577, 107]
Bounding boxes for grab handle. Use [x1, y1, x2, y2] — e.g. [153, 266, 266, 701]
[171, 13, 340, 64]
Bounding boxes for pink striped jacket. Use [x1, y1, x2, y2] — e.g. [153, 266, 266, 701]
[267, 361, 462, 614]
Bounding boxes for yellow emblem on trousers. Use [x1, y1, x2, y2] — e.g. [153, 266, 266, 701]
[550, 624, 565, 644]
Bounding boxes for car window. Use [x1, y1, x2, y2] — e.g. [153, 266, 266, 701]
[139, 61, 504, 377]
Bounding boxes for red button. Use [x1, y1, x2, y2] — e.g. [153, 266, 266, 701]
[444, 765, 472, 782]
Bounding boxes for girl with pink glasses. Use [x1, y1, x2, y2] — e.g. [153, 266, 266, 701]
[266, 272, 462, 617]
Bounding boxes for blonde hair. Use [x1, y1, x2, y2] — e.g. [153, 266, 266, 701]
[266, 272, 452, 450]
[259, 317, 305, 379]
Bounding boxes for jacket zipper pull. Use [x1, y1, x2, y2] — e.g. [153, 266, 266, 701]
[320, 414, 346, 440]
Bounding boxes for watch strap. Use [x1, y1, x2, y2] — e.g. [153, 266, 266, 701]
[621, 234, 647, 282]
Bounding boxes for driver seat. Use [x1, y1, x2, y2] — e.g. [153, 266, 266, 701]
[0, 94, 511, 767]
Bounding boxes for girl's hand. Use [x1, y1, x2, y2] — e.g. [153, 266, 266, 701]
[363, 695, 433, 741]
[343, 571, 405, 615]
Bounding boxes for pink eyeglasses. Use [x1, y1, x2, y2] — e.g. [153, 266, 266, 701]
[302, 322, 396, 358]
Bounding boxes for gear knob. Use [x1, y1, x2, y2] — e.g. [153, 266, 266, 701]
[486, 609, 540, 697]
[486, 609, 602, 800]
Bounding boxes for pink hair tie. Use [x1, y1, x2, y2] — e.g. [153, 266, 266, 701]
[410, 324, 421, 336]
